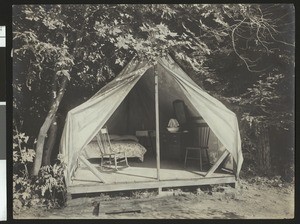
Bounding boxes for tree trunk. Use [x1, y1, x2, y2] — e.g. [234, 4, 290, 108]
[257, 126, 271, 173]
[41, 115, 58, 166]
[31, 75, 68, 176]
[41, 71, 59, 167]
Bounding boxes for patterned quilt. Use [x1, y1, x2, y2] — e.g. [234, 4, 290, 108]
[83, 140, 147, 162]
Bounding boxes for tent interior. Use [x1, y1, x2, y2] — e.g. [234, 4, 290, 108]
[80, 63, 233, 181]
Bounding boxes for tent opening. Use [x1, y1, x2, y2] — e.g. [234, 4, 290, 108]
[81, 64, 233, 182]
[62, 55, 241, 188]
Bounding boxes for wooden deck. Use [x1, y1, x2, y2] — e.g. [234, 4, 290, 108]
[68, 158, 235, 195]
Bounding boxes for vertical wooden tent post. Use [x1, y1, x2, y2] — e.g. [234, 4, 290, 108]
[155, 65, 161, 181]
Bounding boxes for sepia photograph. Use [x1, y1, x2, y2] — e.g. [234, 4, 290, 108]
[12, 4, 294, 219]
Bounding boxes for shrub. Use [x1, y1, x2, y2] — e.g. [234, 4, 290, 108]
[13, 128, 67, 215]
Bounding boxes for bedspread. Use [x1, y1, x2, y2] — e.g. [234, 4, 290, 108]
[83, 140, 147, 162]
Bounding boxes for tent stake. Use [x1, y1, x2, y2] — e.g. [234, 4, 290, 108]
[155, 67, 160, 181]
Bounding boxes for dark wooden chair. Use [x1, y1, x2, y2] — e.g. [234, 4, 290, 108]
[184, 125, 210, 171]
[96, 127, 129, 170]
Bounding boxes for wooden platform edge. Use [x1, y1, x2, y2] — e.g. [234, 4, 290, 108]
[67, 175, 236, 195]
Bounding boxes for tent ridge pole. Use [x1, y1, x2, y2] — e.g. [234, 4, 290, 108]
[155, 65, 160, 181]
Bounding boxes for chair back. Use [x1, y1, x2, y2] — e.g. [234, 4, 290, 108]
[196, 126, 210, 148]
[96, 127, 112, 155]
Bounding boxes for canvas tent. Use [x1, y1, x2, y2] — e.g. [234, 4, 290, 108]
[59, 54, 243, 187]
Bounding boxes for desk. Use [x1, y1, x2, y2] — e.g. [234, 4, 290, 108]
[160, 131, 188, 161]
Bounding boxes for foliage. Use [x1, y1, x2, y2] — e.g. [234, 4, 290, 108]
[13, 4, 294, 113]
[33, 163, 67, 208]
[197, 4, 294, 174]
[13, 128, 67, 214]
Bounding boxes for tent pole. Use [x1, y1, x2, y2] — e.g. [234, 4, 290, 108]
[155, 66, 161, 181]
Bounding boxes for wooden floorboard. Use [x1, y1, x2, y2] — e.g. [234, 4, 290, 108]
[71, 158, 232, 185]
[69, 158, 235, 194]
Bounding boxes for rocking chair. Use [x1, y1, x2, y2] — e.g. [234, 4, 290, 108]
[96, 127, 129, 171]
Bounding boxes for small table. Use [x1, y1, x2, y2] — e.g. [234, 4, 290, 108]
[160, 131, 189, 161]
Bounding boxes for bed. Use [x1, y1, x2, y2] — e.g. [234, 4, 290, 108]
[83, 134, 147, 162]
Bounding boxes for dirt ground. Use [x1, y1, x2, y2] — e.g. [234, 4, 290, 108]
[15, 178, 294, 219]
